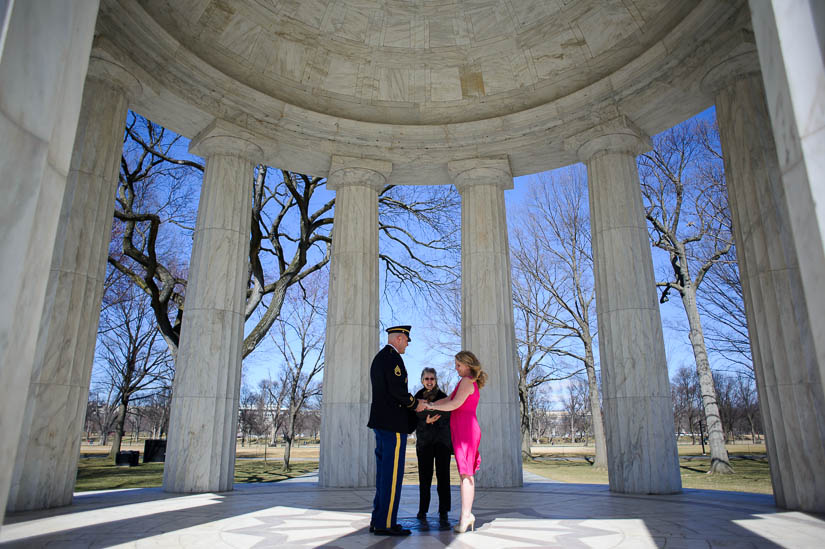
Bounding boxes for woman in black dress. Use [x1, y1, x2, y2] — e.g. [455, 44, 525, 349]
[414, 367, 452, 523]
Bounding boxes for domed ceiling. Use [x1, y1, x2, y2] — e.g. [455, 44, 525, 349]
[96, 0, 747, 179]
[133, 0, 696, 125]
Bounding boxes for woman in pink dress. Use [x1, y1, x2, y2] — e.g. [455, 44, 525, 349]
[426, 350, 488, 533]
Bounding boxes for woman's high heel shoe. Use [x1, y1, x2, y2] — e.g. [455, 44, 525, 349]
[453, 513, 475, 533]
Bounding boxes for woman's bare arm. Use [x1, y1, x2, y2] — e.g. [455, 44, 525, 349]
[430, 378, 474, 412]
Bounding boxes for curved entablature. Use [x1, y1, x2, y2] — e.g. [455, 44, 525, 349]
[96, 0, 750, 181]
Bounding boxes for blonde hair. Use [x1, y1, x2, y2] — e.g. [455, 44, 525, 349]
[455, 350, 487, 389]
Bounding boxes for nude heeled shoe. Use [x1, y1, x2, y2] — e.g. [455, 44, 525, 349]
[453, 513, 475, 533]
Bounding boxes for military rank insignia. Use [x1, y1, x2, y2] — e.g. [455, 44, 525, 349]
[394, 365, 401, 376]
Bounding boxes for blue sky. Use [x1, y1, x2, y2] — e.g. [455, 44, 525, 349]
[113, 107, 736, 407]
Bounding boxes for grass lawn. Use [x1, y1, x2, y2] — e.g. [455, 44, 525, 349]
[522, 454, 773, 495]
[74, 458, 319, 492]
[76, 443, 772, 496]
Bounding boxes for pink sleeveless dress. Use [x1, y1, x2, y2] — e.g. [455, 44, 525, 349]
[449, 378, 481, 475]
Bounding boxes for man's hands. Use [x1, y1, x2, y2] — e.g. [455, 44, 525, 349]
[415, 399, 427, 412]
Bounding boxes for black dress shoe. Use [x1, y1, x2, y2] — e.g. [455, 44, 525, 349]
[439, 512, 449, 522]
[373, 524, 411, 536]
[416, 512, 426, 520]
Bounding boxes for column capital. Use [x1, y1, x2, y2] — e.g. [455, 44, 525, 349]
[448, 156, 513, 192]
[327, 155, 392, 191]
[567, 116, 651, 162]
[189, 119, 264, 162]
[85, 56, 143, 101]
[700, 48, 761, 96]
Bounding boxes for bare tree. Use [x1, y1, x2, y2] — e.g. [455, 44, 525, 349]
[141, 388, 171, 439]
[671, 365, 702, 445]
[269, 272, 326, 471]
[528, 385, 556, 443]
[110, 113, 460, 362]
[259, 377, 288, 445]
[511, 168, 606, 468]
[85, 388, 118, 446]
[734, 373, 760, 442]
[639, 119, 735, 473]
[96, 281, 173, 459]
[713, 372, 737, 443]
[698, 248, 753, 377]
[561, 377, 588, 443]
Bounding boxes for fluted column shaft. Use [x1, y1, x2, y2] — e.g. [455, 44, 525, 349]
[163, 123, 262, 493]
[8, 58, 140, 512]
[0, 0, 99, 522]
[449, 157, 522, 488]
[319, 156, 390, 487]
[578, 124, 681, 494]
[747, 1, 825, 512]
[714, 70, 825, 512]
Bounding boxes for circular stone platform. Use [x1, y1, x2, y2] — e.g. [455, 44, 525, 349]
[1, 473, 823, 547]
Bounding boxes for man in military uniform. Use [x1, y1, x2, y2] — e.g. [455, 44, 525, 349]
[367, 325, 425, 536]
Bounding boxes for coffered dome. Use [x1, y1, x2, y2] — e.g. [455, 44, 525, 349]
[95, 0, 749, 180]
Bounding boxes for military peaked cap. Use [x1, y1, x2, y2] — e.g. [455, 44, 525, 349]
[386, 325, 412, 341]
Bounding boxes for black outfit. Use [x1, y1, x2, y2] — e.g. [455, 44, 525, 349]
[414, 387, 452, 518]
[367, 344, 417, 534]
[367, 345, 417, 433]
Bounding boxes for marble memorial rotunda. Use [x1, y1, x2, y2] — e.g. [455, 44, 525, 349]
[1, 0, 824, 524]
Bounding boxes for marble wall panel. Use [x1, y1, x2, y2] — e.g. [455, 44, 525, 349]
[411, 68, 428, 104]
[218, 13, 262, 60]
[529, 27, 586, 78]
[377, 67, 410, 102]
[323, 54, 358, 96]
[411, 15, 426, 49]
[365, 9, 384, 48]
[576, 1, 638, 57]
[338, 7, 369, 44]
[508, 0, 553, 29]
[263, 38, 310, 82]
[469, 5, 506, 43]
[383, 15, 410, 49]
[480, 56, 514, 96]
[430, 67, 462, 102]
[293, 0, 327, 30]
[428, 17, 456, 48]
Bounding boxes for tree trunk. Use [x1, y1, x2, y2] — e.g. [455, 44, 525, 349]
[682, 287, 733, 473]
[518, 376, 533, 460]
[284, 407, 297, 472]
[108, 403, 128, 460]
[583, 340, 607, 469]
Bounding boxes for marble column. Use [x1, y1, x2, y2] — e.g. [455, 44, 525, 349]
[448, 157, 522, 488]
[162, 121, 262, 493]
[7, 56, 141, 512]
[708, 49, 825, 511]
[0, 0, 99, 522]
[747, 1, 825, 512]
[574, 118, 681, 494]
[319, 156, 391, 488]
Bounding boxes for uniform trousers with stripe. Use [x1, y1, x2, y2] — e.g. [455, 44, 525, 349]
[372, 428, 407, 529]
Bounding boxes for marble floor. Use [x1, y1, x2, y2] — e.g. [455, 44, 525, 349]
[2, 471, 823, 548]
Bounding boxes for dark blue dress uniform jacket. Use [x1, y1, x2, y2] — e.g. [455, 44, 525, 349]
[367, 345, 417, 434]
